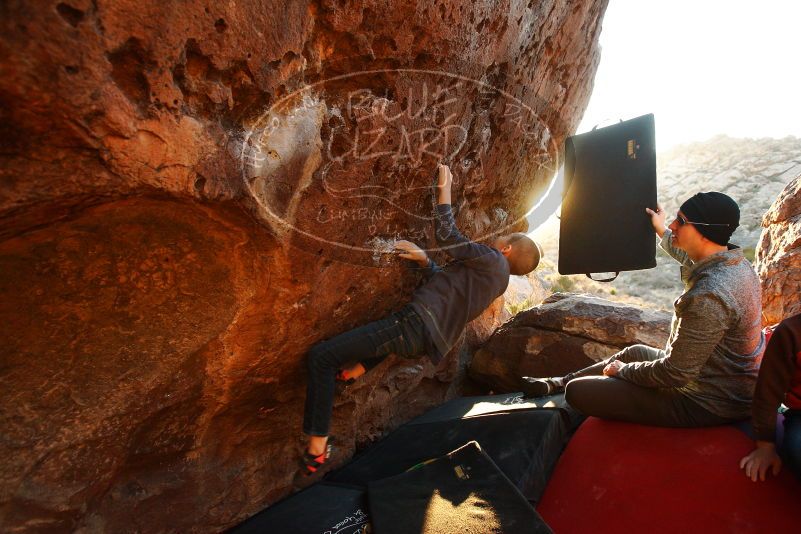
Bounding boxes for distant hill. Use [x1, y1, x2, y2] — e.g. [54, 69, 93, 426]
[531, 135, 801, 311]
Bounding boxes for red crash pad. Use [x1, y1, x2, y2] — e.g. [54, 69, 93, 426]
[537, 417, 801, 532]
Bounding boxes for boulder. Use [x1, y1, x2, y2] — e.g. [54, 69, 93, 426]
[0, 1, 607, 531]
[756, 172, 801, 324]
[469, 293, 671, 392]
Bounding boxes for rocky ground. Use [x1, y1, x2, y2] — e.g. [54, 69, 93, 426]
[531, 135, 801, 311]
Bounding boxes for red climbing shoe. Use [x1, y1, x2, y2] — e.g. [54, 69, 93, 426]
[300, 443, 332, 477]
[335, 369, 356, 384]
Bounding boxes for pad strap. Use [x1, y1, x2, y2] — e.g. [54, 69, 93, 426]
[586, 272, 619, 282]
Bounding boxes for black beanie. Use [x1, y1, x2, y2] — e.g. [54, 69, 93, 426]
[679, 192, 739, 246]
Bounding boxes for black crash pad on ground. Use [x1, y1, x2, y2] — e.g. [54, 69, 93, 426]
[231, 394, 578, 532]
[368, 441, 553, 534]
[559, 113, 657, 277]
[329, 393, 576, 502]
[228, 482, 368, 534]
[405, 392, 581, 427]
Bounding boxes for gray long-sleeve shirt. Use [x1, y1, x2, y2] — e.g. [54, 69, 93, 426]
[617, 229, 764, 419]
[410, 204, 510, 362]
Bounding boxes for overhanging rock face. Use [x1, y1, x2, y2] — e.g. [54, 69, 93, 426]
[0, 1, 608, 531]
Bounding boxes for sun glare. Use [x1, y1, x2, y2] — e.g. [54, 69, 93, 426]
[577, 0, 801, 150]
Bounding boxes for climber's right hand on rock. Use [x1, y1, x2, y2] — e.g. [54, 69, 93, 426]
[436, 163, 453, 205]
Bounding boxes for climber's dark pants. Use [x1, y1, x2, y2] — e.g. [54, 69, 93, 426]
[564, 344, 735, 427]
[303, 305, 433, 436]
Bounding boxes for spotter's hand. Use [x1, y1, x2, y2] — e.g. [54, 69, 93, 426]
[645, 203, 667, 237]
[394, 240, 428, 266]
[739, 441, 782, 482]
[603, 360, 625, 377]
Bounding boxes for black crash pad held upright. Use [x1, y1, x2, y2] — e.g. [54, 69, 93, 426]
[368, 441, 553, 534]
[559, 113, 657, 276]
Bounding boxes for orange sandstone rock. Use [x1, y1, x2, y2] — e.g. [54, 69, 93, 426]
[756, 172, 801, 325]
[0, 1, 608, 530]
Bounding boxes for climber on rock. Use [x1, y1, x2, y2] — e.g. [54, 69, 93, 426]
[521, 192, 765, 429]
[299, 163, 542, 480]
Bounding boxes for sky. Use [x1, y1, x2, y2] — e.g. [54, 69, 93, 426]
[527, 0, 801, 231]
[577, 0, 801, 149]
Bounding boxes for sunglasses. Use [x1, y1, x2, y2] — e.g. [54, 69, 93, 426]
[675, 213, 731, 227]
